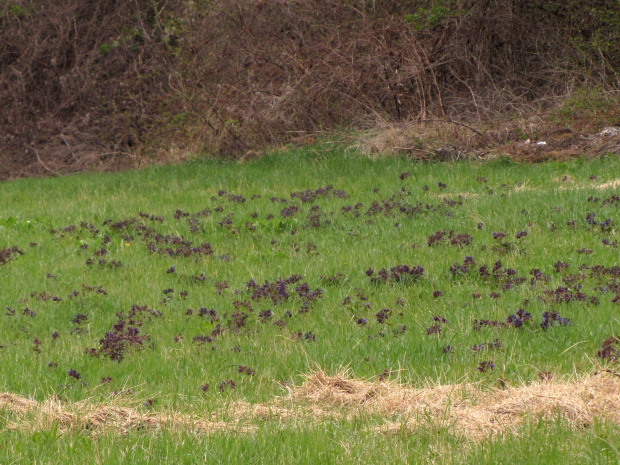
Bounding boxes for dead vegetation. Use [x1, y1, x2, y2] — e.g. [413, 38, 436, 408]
[292, 368, 620, 439]
[0, 395, 257, 435]
[340, 99, 620, 162]
[1, 0, 619, 177]
[3, 369, 620, 439]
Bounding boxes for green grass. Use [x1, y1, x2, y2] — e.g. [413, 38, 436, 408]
[1, 418, 619, 464]
[1, 147, 620, 462]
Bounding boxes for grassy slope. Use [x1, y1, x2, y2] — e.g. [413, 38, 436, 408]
[1, 148, 620, 462]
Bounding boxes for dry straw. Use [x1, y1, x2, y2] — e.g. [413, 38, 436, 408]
[2, 369, 619, 439]
[292, 368, 620, 439]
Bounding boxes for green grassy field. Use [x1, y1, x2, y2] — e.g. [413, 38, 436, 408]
[1, 147, 620, 463]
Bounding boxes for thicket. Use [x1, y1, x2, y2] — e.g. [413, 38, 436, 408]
[1, 0, 619, 176]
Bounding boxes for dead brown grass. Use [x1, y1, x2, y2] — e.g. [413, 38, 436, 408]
[0, 396, 255, 435]
[346, 107, 620, 162]
[2, 370, 620, 438]
[340, 118, 488, 161]
[0, 393, 37, 412]
[292, 369, 620, 439]
[597, 179, 620, 190]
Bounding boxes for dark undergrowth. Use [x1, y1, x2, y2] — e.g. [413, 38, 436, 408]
[1, 0, 619, 178]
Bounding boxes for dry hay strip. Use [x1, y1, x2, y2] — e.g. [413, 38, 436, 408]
[292, 369, 620, 439]
[597, 179, 620, 190]
[0, 396, 256, 435]
[1, 371, 620, 438]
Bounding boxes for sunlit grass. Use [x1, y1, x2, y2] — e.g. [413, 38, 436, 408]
[1, 147, 619, 462]
[1, 417, 618, 465]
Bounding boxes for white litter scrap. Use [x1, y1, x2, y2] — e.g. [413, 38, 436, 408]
[599, 127, 620, 136]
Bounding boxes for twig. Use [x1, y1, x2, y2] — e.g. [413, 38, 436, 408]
[33, 148, 59, 176]
[61, 133, 78, 161]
